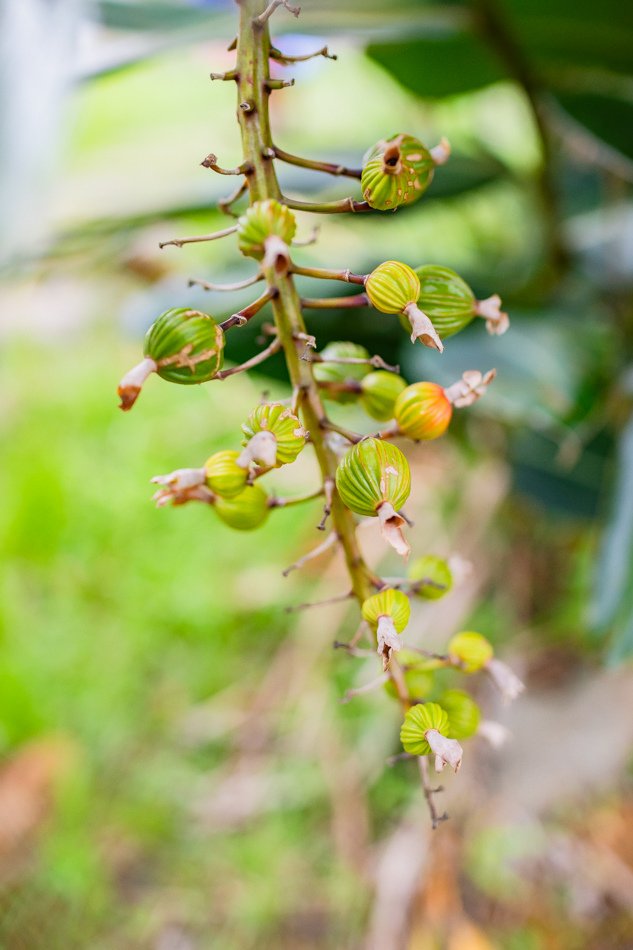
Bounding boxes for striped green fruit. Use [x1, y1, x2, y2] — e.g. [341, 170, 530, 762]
[394, 382, 452, 441]
[438, 689, 480, 739]
[360, 371, 407, 421]
[145, 308, 224, 384]
[361, 588, 410, 632]
[400, 702, 449, 756]
[365, 261, 420, 315]
[204, 450, 248, 499]
[241, 403, 307, 467]
[362, 134, 436, 211]
[237, 199, 296, 259]
[214, 484, 270, 531]
[335, 438, 410, 517]
[414, 264, 476, 339]
[313, 341, 371, 404]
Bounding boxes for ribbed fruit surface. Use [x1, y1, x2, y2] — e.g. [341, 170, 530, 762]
[360, 371, 407, 421]
[204, 450, 247, 499]
[361, 588, 411, 632]
[335, 437, 410, 517]
[361, 134, 435, 211]
[241, 403, 306, 467]
[394, 382, 452, 440]
[214, 484, 269, 531]
[414, 264, 476, 339]
[447, 631, 493, 673]
[314, 341, 370, 404]
[144, 308, 224, 384]
[400, 702, 449, 756]
[237, 199, 296, 259]
[438, 689, 480, 739]
[366, 261, 420, 314]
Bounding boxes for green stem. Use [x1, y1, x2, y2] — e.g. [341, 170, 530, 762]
[235, 0, 375, 603]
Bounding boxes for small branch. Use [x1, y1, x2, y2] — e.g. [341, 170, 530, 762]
[341, 672, 389, 704]
[290, 264, 366, 284]
[282, 531, 339, 577]
[307, 352, 399, 373]
[218, 179, 248, 217]
[285, 590, 354, 613]
[201, 153, 253, 176]
[270, 45, 337, 65]
[292, 226, 320, 247]
[159, 224, 237, 250]
[273, 146, 361, 180]
[317, 476, 335, 531]
[219, 286, 277, 331]
[214, 335, 281, 380]
[301, 293, 369, 310]
[268, 486, 324, 509]
[418, 756, 448, 830]
[386, 752, 415, 767]
[319, 418, 364, 444]
[252, 0, 300, 28]
[209, 69, 239, 82]
[265, 78, 295, 91]
[283, 195, 372, 214]
[188, 272, 263, 293]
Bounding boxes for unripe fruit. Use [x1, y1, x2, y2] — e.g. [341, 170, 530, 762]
[118, 308, 225, 410]
[237, 199, 296, 259]
[313, 341, 371, 404]
[365, 261, 443, 351]
[336, 438, 410, 518]
[438, 689, 480, 739]
[410, 264, 509, 338]
[360, 371, 407, 421]
[384, 648, 434, 699]
[394, 382, 452, 441]
[400, 702, 450, 756]
[408, 554, 453, 599]
[240, 403, 308, 469]
[336, 438, 411, 557]
[447, 631, 494, 673]
[361, 134, 437, 211]
[214, 484, 269, 531]
[204, 450, 248, 499]
[361, 588, 410, 632]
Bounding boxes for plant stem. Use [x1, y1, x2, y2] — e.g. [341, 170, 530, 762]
[235, 0, 375, 603]
[273, 146, 361, 179]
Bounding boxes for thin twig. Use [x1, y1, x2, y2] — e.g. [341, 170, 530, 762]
[292, 226, 320, 247]
[282, 531, 339, 577]
[188, 272, 263, 293]
[418, 756, 448, 830]
[214, 336, 281, 380]
[268, 486, 324, 509]
[301, 293, 369, 310]
[284, 196, 372, 214]
[201, 153, 253, 176]
[270, 45, 337, 65]
[219, 286, 277, 331]
[253, 0, 300, 28]
[218, 178, 248, 217]
[341, 672, 389, 704]
[273, 146, 361, 179]
[159, 225, 237, 250]
[285, 590, 354, 613]
[290, 264, 366, 284]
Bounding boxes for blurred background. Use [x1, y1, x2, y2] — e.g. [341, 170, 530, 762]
[1, 0, 633, 947]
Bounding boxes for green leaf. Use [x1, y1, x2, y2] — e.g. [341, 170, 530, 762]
[554, 92, 633, 165]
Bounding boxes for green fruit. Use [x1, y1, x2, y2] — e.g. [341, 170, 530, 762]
[360, 371, 407, 421]
[365, 261, 420, 315]
[145, 308, 225, 384]
[241, 403, 307, 468]
[237, 199, 296, 259]
[447, 631, 493, 673]
[204, 450, 247, 499]
[335, 438, 410, 518]
[408, 555, 453, 600]
[438, 689, 480, 739]
[400, 702, 449, 756]
[414, 264, 476, 339]
[313, 342, 371, 404]
[361, 588, 410, 631]
[214, 484, 269, 531]
[362, 134, 436, 211]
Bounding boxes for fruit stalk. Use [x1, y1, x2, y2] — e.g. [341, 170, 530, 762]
[234, 0, 376, 603]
